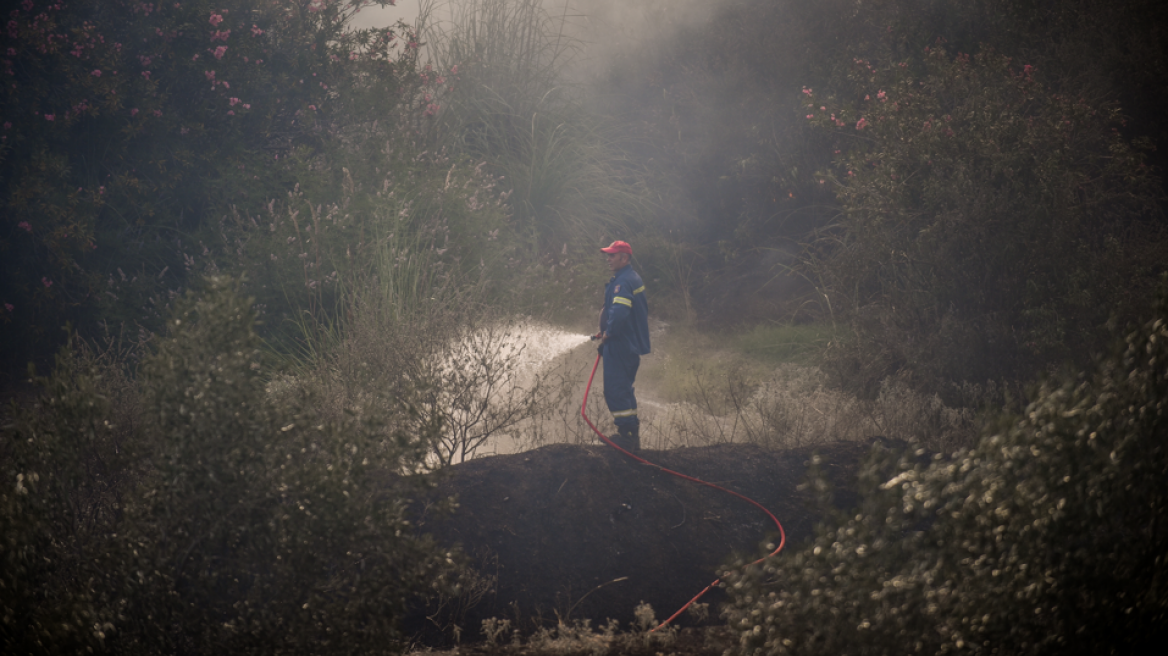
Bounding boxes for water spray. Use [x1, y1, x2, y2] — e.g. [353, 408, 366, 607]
[579, 352, 787, 632]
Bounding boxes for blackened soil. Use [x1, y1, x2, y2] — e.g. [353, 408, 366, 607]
[407, 439, 881, 646]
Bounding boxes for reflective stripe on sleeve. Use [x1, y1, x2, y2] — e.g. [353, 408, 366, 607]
[612, 408, 638, 418]
[613, 296, 633, 308]
[633, 285, 645, 294]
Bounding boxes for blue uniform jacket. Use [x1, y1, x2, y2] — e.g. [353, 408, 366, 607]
[601, 265, 650, 355]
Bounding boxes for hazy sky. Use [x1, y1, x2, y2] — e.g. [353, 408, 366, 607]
[350, 1, 423, 30]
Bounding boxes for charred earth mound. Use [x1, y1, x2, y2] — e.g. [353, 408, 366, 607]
[407, 440, 883, 643]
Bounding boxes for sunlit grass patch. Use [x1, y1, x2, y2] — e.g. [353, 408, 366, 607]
[730, 322, 841, 365]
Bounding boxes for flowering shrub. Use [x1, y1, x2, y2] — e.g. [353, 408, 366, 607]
[722, 276, 1168, 655]
[803, 46, 1165, 393]
[0, 0, 419, 360]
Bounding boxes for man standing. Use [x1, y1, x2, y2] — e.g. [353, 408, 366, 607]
[595, 240, 650, 451]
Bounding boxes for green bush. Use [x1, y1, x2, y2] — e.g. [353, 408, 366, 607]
[2, 276, 451, 654]
[212, 149, 518, 355]
[722, 277, 1168, 655]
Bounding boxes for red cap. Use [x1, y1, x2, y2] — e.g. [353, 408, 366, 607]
[600, 240, 632, 255]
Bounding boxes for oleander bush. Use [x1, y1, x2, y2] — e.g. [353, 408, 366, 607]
[1, 276, 453, 654]
[722, 277, 1168, 655]
[803, 45, 1166, 397]
[0, 0, 421, 362]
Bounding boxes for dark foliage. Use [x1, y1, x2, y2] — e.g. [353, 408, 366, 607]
[722, 277, 1168, 655]
[2, 276, 452, 654]
[807, 46, 1165, 396]
[0, 0, 417, 364]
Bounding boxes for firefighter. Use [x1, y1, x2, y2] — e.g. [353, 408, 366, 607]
[595, 240, 650, 451]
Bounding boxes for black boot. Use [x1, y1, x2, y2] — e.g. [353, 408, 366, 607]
[609, 425, 640, 452]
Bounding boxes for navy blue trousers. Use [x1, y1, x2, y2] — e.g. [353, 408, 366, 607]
[602, 342, 640, 429]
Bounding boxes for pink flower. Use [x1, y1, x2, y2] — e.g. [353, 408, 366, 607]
[209, 13, 223, 26]
[855, 117, 868, 130]
[221, 81, 229, 88]
[211, 30, 230, 42]
[229, 97, 240, 106]
[212, 46, 227, 60]
[42, 277, 52, 288]
[141, 70, 151, 79]
[802, 87, 812, 96]
[204, 70, 215, 81]
[308, 104, 316, 111]
[806, 114, 813, 119]
[227, 110, 234, 115]
[45, 113, 54, 121]
[436, 76, 445, 85]
[451, 65, 458, 74]
[91, 69, 102, 76]
[877, 90, 886, 101]
[153, 109, 161, 117]
[4, 303, 13, 312]
[18, 221, 31, 232]
[130, 108, 138, 116]
[242, 103, 250, 109]
[423, 103, 440, 116]
[250, 24, 264, 37]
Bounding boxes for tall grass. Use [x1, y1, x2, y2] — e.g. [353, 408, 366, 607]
[420, 0, 652, 250]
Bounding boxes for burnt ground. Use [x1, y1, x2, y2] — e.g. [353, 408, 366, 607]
[405, 438, 887, 652]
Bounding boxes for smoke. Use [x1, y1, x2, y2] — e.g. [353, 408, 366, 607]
[351, 0, 729, 86]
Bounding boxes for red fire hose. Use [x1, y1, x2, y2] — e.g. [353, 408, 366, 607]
[579, 352, 786, 631]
